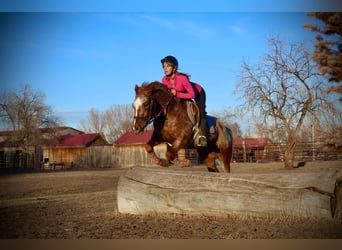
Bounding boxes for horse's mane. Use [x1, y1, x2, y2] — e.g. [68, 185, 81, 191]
[141, 81, 169, 93]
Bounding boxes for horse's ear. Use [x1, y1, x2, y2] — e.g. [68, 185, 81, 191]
[135, 84, 139, 93]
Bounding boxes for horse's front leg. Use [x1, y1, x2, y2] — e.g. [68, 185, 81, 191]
[166, 140, 191, 168]
[165, 145, 177, 163]
[145, 142, 169, 167]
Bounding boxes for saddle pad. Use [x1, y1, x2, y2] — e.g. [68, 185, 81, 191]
[206, 115, 216, 134]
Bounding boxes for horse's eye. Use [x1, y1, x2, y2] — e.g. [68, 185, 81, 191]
[143, 102, 149, 108]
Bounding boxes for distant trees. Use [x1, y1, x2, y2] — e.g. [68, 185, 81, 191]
[78, 104, 133, 143]
[235, 37, 334, 169]
[304, 12, 342, 99]
[0, 84, 60, 132]
[1, 85, 54, 130]
[210, 107, 242, 139]
[0, 84, 61, 166]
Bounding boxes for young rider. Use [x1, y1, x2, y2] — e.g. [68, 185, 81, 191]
[160, 55, 208, 147]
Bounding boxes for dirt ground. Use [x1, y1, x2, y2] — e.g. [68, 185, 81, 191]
[0, 161, 342, 239]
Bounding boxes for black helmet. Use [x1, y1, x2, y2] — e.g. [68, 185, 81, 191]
[161, 55, 178, 66]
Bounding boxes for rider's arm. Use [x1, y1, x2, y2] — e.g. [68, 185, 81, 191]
[174, 74, 196, 99]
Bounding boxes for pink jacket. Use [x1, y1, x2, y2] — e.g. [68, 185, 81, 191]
[161, 73, 202, 99]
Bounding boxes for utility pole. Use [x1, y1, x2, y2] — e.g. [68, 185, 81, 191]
[312, 124, 315, 161]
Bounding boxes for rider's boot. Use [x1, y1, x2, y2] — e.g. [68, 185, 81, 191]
[197, 117, 207, 147]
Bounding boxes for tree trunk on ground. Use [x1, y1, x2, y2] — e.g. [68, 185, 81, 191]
[117, 167, 337, 218]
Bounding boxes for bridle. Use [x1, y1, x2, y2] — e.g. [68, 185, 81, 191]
[133, 93, 173, 130]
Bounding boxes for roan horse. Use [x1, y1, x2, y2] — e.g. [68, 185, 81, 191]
[132, 81, 233, 172]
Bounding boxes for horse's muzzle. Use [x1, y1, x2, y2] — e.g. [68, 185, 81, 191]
[132, 117, 147, 134]
[133, 128, 142, 134]
[132, 124, 143, 134]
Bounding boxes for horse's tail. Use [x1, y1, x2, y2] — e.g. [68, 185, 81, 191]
[225, 126, 233, 144]
[216, 121, 233, 172]
[215, 121, 233, 145]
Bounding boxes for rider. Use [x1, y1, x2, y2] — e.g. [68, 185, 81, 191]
[160, 55, 208, 147]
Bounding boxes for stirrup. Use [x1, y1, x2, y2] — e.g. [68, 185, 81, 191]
[197, 135, 207, 147]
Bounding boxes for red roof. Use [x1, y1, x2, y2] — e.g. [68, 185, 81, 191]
[114, 130, 153, 145]
[233, 138, 271, 148]
[51, 133, 103, 147]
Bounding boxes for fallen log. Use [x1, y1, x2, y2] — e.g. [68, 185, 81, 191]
[117, 167, 337, 218]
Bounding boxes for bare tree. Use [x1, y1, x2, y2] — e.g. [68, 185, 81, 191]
[235, 37, 333, 169]
[311, 104, 342, 152]
[78, 104, 133, 143]
[0, 84, 59, 131]
[210, 107, 242, 139]
[253, 122, 281, 142]
[0, 84, 61, 167]
[103, 104, 134, 143]
[78, 108, 105, 134]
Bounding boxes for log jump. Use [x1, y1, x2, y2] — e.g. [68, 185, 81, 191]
[117, 167, 338, 219]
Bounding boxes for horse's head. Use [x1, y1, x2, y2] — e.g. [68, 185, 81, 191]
[132, 81, 172, 134]
[132, 83, 155, 134]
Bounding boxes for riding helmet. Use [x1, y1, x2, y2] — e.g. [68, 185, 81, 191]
[161, 55, 178, 66]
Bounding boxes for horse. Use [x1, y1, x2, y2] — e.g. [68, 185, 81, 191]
[132, 81, 233, 172]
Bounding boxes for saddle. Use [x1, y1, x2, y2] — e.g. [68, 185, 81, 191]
[186, 101, 200, 128]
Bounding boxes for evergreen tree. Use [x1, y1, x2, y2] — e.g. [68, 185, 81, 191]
[305, 12, 342, 99]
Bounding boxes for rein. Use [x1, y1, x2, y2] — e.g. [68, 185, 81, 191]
[134, 93, 173, 128]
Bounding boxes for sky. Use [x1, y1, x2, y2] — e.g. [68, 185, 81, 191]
[0, 1, 340, 129]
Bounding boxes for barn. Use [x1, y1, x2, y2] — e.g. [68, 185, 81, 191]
[42, 133, 108, 169]
[113, 130, 167, 168]
[0, 127, 84, 168]
[233, 137, 276, 162]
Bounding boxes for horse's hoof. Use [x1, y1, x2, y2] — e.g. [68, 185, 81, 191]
[159, 159, 169, 167]
[182, 159, 192, 167]
[173, 158, 191, 168]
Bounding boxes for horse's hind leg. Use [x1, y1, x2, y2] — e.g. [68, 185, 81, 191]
[218, 135, 233, 172]
[204, 152, 219, 172]
[218, 153, 231, 173]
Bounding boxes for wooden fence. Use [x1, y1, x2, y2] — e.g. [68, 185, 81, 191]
[112, 144, 167, 168]
[84, 145, 117, 168]
[1, 142, 341, 169]
[232, 142, 342, 163]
